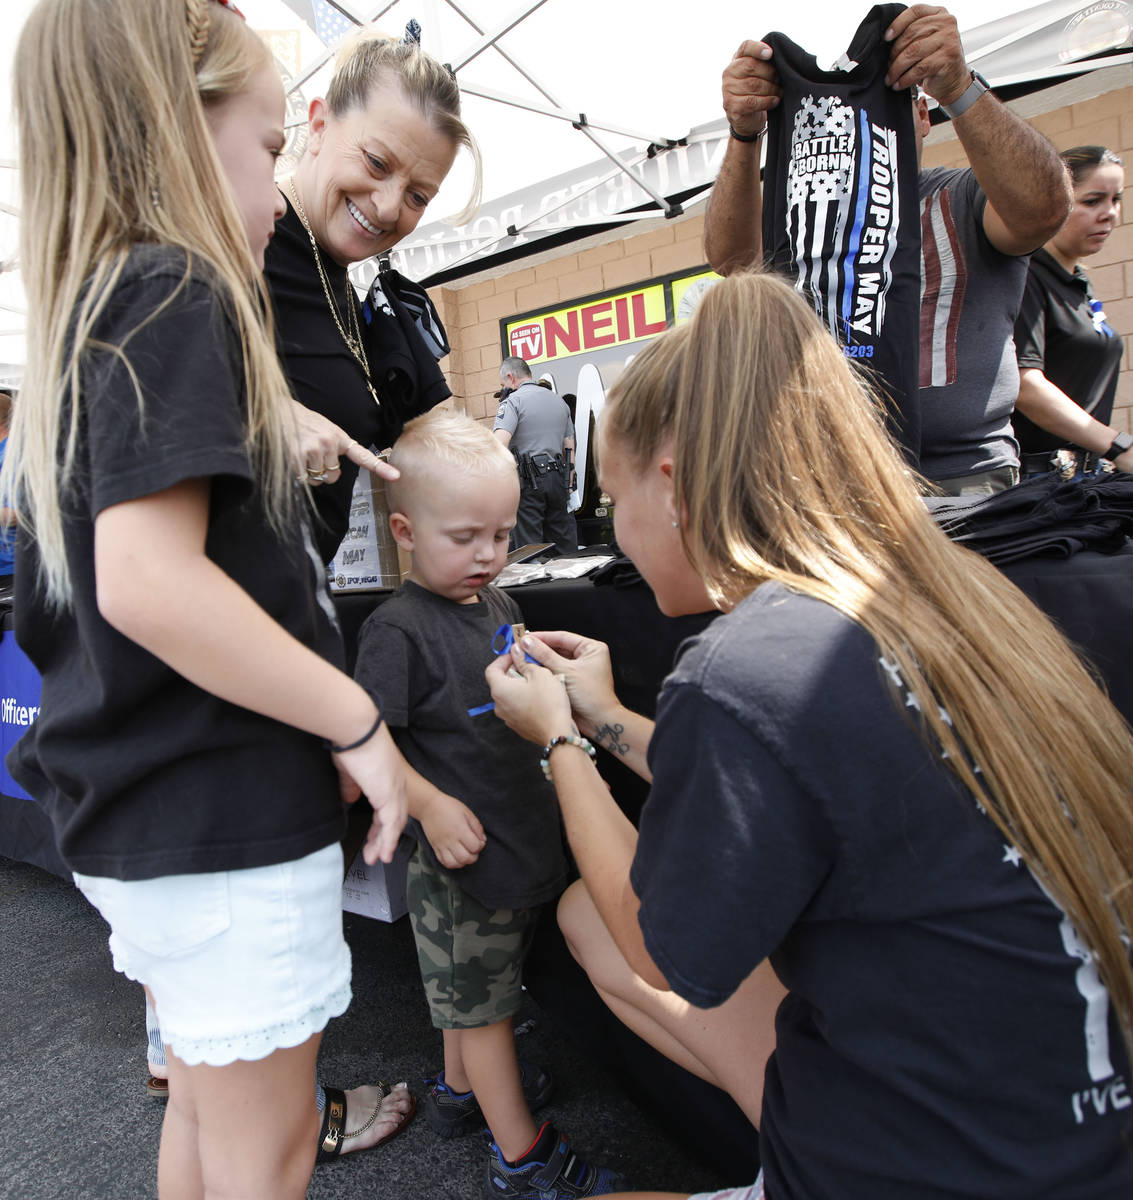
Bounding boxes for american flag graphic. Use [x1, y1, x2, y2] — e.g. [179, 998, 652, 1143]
[919, 188, 967, 389]
[313, 0, 355, 46]
[784, 98, 899, 346]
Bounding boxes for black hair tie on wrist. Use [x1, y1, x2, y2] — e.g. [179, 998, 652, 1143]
[729, 123, 767, 144]
[328, 712, 384, 754]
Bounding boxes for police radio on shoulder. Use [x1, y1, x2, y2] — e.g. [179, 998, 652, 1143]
[940, 71, 990, 120]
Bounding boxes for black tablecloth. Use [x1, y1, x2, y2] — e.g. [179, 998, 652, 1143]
[13, 543, 1130, 871]
[999, 545, 1133, 724]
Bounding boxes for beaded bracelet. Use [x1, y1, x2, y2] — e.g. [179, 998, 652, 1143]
[328, 712, 384, 754]
[540, 734, 597, 781]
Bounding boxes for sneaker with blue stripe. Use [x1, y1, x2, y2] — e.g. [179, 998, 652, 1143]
[484, 1122, 622, 1198]
[425, 1060, 554, 1138]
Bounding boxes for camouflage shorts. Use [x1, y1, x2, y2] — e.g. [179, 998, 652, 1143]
[407, 845, 539, 1030]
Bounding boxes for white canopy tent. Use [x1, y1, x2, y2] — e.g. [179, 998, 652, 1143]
[0, 0, 1129, 378]
[276, 0, 1131, 286]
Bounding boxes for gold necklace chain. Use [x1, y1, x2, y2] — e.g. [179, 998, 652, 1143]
[287, 177, 379, 407]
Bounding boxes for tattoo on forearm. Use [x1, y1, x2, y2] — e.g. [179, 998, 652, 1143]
[593, 722, 630, 757]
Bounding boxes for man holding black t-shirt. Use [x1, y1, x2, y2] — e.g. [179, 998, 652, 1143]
[704, 3, 1071, 494]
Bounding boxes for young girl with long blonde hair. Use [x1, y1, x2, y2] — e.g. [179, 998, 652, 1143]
[6, 0, 406, 1195]
[487, 270, 1133, 1200]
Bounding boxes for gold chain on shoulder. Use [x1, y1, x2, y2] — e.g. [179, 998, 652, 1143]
[287, 177, 380, 407]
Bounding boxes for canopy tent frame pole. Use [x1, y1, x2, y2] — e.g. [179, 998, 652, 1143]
[320, 0, 378, 22]
[285, 1, 400, 94]
[441, 0, 683, 217]
[447, 1, 552, 73]
[456, 80, 674, 144]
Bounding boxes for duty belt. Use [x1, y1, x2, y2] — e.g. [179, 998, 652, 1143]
[524, 452, 565, 474]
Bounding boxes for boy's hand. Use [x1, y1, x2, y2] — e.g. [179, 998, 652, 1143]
[420, 791, 486, 869]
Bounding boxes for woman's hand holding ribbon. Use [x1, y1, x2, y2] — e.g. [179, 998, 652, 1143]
[514, 631, 619, 740]
[485, 645, 574, 748]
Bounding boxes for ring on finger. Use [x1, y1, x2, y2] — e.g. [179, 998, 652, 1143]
[306, 467, 328, 482]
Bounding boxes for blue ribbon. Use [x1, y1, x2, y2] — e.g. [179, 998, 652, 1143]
[467, 625, 538, 716]
[1090, 298, 1115, 338]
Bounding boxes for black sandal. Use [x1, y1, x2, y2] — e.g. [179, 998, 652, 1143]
[316, 1082, 417, 1162]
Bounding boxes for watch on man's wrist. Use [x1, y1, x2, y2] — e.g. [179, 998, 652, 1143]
[940, 71, 990, 119]
[1102, 431, 1133, 461]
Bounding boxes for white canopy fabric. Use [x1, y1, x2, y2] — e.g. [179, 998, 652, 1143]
[0, 0, 1129, 376]
[275, 0, 1130, 286]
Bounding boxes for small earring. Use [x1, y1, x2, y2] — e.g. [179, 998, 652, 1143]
[671, 520, 679, 528]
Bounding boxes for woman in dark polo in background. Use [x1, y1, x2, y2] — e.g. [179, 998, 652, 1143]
[1013, 146, 1130, 478]
[270, 22, 480, 561]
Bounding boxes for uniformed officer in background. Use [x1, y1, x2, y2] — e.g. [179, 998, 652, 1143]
[493, 357, 577, 556]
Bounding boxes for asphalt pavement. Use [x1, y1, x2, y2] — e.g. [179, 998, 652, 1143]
[0, 854, 733, 1199]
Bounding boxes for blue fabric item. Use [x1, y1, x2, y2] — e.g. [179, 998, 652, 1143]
[1089, 297, 1115, 338]
[364, 268, 451, 360]
[467, 624, 537, 715]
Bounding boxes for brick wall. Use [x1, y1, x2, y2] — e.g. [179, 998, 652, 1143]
[431, 74, 1131, 439]
[428, 213, 708, 426]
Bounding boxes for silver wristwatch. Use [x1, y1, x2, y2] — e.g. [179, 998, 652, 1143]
[940, 71, 990, 119]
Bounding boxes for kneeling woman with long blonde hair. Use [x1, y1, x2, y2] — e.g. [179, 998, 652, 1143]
[487, 271, 1133, 1200]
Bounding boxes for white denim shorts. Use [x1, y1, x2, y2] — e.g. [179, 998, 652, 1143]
[74, 843, 352, 1067]
[690, 1174, 764, 1200]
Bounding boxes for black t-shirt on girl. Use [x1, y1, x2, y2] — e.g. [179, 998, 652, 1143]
[9, 246, 346, 881]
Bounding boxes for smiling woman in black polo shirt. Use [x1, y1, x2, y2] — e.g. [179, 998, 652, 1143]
[1013, 146, 1129, 477]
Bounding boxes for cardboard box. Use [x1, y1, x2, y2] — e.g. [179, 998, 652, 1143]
[341, 842, 410, 922]
[327, 464, 411, 592]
